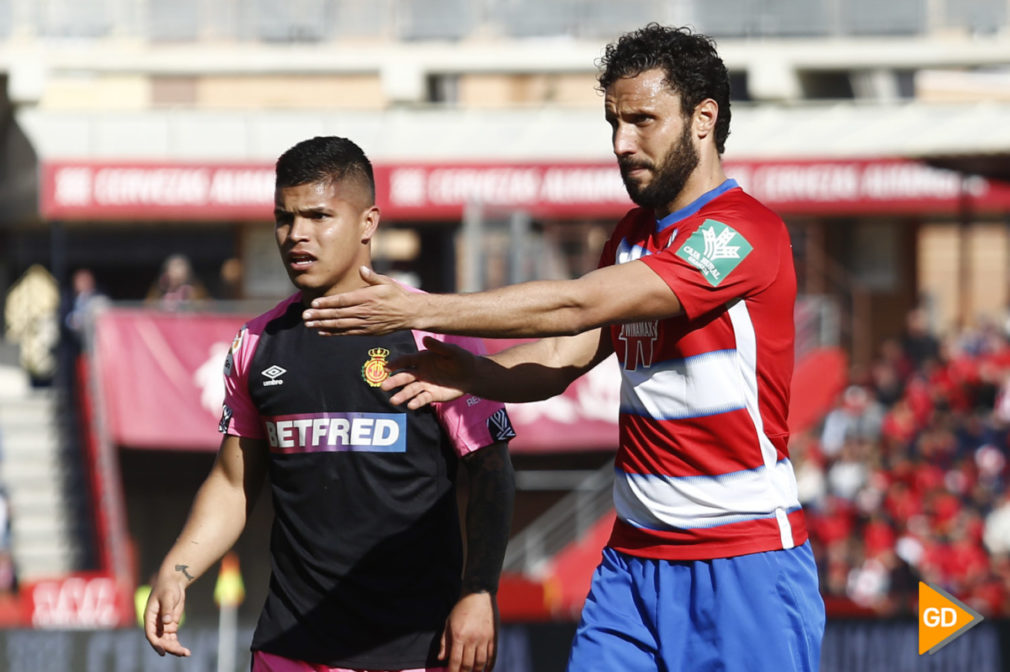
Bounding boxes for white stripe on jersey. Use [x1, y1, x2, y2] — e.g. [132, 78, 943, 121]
[613, 459, 801, 531]
[619, 349, 746, 420]
[727, 299, 796, 548]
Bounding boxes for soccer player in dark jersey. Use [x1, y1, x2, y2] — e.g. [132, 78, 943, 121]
[299, 25, 825, 672]
[144, 136, 516, 672]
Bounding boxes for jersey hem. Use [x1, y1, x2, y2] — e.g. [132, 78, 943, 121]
[607, 512, 809, 561]
[253, 645, 439, 670]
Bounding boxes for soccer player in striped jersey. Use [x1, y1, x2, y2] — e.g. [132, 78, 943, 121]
[304, 24, 825, 672]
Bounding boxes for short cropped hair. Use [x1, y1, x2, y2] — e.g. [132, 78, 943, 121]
[275, 136, 376, 204]
[597, 24, 731, 153]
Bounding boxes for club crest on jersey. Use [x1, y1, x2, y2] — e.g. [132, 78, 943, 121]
[362, 347, 390, 387]
[488, 408, 516, 442]
[231, 327, 246, 353]
[675, 219, 753, 286]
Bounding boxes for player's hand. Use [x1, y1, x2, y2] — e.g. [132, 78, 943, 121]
[303, 266, 413, 335]
[439, 591, 498, 672]
[382, 337, 477, 409]
[144, 578, 191, 657]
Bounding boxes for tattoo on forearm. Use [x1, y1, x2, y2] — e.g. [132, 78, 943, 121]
[175, 564, 194, 581]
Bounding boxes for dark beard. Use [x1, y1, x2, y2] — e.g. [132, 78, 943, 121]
[619, 126, 699, 210]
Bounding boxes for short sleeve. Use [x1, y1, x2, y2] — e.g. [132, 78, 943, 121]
[219, 324, 265, 439]
[641, 215, 781, 319]
[412, 331, 516, 457]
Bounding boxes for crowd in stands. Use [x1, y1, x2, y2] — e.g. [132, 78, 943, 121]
[800, 307, 1010, 616]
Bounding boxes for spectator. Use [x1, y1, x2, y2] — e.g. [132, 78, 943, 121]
[214, 257, 244, 301]
[792, 431, 828, 509]
[983, 493, 1010, 556]
[826, 441, 869, 501]
[64, 268, 109, 350]
[901, 307, 940, 370]
[820, 385, 884, 458]
[146, 253, 208, 310]
[3, 264, 60, 386]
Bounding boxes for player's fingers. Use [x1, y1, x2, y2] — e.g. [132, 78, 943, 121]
[471, 642, 489, 672]
[159, 614, 191, 656]
[386, 355, 421, 374]
[422, 335, 465, 356]
[448, 640, 468, 672]
[438, 625, 448, 661]
[406, 390, 434, 410]
[458, 641, 479, 672]
[358, 266, 394, 286]
[309, 318, 367, 334]
[473, 636, 495, 671]
[381, 370, 419, 392]
[484, 639, 496, 671]
[388, 383, 430, 408]
[157, 633, 192, 658]
[144, 598, 167, 655]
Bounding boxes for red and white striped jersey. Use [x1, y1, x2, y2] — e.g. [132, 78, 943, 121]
[602, 179, 808, 561]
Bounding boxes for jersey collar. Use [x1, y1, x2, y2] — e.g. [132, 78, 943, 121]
[655, 179, 739, 232]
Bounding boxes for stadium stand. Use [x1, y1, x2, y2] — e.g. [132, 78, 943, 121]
[804, 310, 1010, 617]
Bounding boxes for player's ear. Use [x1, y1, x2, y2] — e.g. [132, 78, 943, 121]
[693, 98, 718, 140]
[360, 205, 380, 243]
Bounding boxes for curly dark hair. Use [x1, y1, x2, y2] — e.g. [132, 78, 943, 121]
[597, 24, 731, 154]
[275, 135, 375, 204]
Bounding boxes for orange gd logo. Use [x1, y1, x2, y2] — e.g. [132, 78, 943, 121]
[362, 347, 391, 387]
[918, 581, 984, 655]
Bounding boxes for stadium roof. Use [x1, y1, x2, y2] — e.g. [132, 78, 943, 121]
[15, 100, 1010, 172]
[4, 99, 1009, 224]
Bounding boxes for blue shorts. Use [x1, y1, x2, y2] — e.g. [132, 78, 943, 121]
[566, 543, 824, 672]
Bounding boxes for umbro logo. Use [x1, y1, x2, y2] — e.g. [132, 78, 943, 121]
[261, 365, 287, 387]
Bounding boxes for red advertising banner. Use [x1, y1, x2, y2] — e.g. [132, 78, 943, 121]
[40, 162, 276, 221]
[40, 157, 1010, 222]
[94, 309, 253, 450]
[93, 308, 619, 452]
[727, 157, 1010, 215]
[24, 574, 131, 629]
[39, 160, 633, 221]
[378, 163, 632, 219]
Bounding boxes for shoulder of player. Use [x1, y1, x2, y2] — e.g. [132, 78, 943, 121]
[617, 206, 653, 229]
[245, 292, 301, 335]
[604, 207, 654, 247]
[697, 189, 788, 237]
[409, 328, 486, 355]
[229, 293, 300, 367]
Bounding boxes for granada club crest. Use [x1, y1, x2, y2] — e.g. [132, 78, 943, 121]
[362, 348, 391, 387]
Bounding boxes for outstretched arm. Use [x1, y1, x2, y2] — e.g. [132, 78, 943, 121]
[384, 328, 613, 409]
[440, 441, 515, 672]
[144, 435, 267, 657]
[303, 261, 680, 338]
